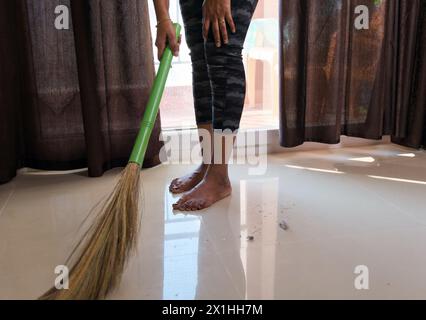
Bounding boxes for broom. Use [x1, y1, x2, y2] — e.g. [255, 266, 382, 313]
[39, 23, 182, 300]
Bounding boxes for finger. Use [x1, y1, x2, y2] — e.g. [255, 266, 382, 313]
[156, 43, 165, 61]
[226, 12, 236, 33]
[219, 18, 229, 44]
[203, 18, 211, 40]
[167, 31, 179, 56]
[157, 50, 163, 61]
[155, 34, 167, 60]
[213, 20, 221, 47]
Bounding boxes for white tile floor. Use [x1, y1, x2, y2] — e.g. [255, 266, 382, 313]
[0, 143, 425, 300]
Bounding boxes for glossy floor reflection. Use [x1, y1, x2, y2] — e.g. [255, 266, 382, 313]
[0, 143, 425, 299]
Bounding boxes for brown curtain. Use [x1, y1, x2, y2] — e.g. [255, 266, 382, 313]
[279, 0, 426, 149]
[0, 0, 163, 185]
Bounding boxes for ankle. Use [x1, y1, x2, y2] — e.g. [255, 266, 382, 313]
[205, 165, 230, 184]
[198, 163, 210, 172]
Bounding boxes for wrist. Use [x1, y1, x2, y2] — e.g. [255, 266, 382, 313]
[156, 17, 172, 28]
[156, 10, 170, 22]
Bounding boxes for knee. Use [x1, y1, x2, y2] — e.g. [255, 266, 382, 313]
[204, 43, 244, 71]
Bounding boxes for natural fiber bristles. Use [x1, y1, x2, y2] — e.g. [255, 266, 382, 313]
[39, 163, 141, 300]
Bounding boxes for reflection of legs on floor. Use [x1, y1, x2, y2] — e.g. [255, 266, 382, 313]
[195, 207, 246, 299]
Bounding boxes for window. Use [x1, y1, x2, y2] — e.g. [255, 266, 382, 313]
[148, 0, 279, 130]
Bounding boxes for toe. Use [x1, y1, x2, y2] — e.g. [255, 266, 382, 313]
[198, 201, 207, 210]
[182, 201, 191, 211]
[189, 201, 198, 211]
[181, 201, 191, 212]
[173, 198, 185, 210]
[197, 202, 205, 210]
[169, 178, 179, 191]
[170, 186, 180, 194]
[173, 194, 187, 209]
[173, 184, 182, 191]
[186, 200, 196, 211]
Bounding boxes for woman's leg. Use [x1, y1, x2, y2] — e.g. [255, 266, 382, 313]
[174, 0, 259, 211]
[170, 0, 213, 194]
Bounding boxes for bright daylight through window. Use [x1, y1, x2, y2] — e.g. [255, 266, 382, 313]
[148, 0, 279, 130]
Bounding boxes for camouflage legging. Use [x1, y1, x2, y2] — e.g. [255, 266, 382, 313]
[179, 0, 259, 131]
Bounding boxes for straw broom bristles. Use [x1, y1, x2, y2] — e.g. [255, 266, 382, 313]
[39, 163, 141, 300]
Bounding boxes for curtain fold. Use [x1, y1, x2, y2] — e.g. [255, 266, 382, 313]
[0, 0, 163, 184]
[279, 0, 426, 149]
[391, 0, 426, 148]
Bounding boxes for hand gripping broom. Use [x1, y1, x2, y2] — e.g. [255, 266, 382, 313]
[39, 23, 182, 300]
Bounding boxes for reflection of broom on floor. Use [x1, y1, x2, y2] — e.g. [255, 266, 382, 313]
[39, 23, 182, 300]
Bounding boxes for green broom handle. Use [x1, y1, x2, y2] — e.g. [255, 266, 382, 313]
[129, 23, 182, 165]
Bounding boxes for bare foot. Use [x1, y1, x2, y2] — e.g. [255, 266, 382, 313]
[169, 164, 208, 194]
[173, 172, 232, 211]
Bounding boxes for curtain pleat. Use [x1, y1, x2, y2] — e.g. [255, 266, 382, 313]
[279, 0, 426, 149]
[0, 0, 162, 184]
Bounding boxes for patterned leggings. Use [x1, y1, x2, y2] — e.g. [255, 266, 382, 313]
[179, 0, 259, 131]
